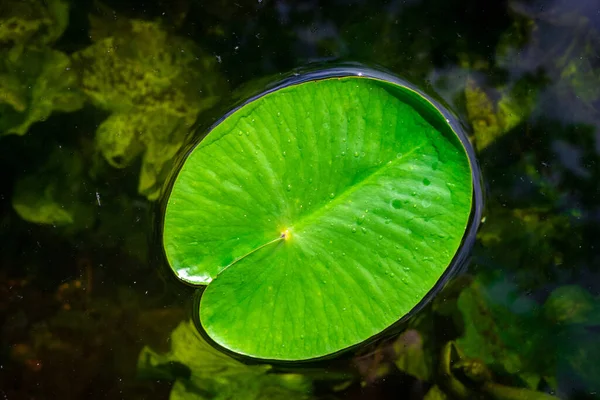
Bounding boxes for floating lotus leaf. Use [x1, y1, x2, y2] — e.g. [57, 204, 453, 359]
[163, 70, 478, 360]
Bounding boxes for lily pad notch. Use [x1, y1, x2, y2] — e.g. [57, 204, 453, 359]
[161, 67, 483, 361]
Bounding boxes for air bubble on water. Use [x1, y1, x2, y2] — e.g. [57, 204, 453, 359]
[329, 193, 335, 199]
[361, 227, 367, 234]
[354, 151, 359, 157]
[287, 184, 292, 191]
[238, 131, 243, 136]
[403, 267, 410, 272]
[352, 227, 357, 233]
[357, 214, 365, 224]
[396, 153, 403, 158]
[378, 235, 383, 240]
[341, 151, 346, 156]
[283, 151, 287, 157]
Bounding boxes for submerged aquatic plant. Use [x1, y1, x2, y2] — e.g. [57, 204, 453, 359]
[162, 70, 479, 361]
[0, 0, 85, 137]
[72, 10, 226, 200]
[138, 321, 312, 400]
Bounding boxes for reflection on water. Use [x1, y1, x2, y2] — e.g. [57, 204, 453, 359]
[0, 0, 599, 398]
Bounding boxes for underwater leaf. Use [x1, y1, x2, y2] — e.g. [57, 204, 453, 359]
[456, 277, 555, 389]
[438, 341, 560, 400]
[13, 180, 74, 225]
[558, 40, 600, 104]
[393, 329, 432, 382]
[544, 286, 600, 393]
[0, 0, 69, 46]
[476, 205, 573, 287]
[12, 148, 94, 226]
[94, 109, 191, 200]
[544, 285, 600, 327]
[163, 75, 475, 360]
[560, 330, 600, 394]
[423, 385, 449, 400]
[73, 16, 226, 199]
[0, 48, 85, 136]
[464, 78, 502, 151]
[465, 76, 541, 151]
[138, 321, 311, 400]
[495, 14, 534, 68]
[94, 113, 145, 169]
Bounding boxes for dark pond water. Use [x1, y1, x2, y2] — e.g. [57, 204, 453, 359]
[1, 0, 599, 399]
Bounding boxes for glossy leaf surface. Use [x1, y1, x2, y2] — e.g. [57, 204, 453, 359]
[163, 76, 473, 360]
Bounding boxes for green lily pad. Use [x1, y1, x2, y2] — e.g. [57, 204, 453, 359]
[163, 72, 476, 360]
